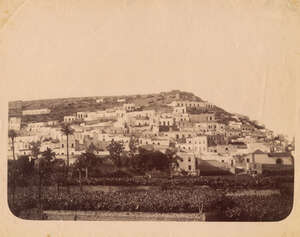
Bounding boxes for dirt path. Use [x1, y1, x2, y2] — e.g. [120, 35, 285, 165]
[44, 210, 206, 221]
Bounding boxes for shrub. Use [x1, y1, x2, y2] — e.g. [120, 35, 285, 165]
[64, 175, 294, 192]
[222, 194, 293, 221]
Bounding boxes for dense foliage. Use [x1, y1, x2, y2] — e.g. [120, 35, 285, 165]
[8, 187, 293, 221]
[65, 175, 293, 192]
[222, 194, 293, 221]
[41, 188, 221, 213]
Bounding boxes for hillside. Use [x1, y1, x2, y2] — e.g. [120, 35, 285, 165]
[8, 90, 250, 127]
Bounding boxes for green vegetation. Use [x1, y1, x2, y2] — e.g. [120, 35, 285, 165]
[8, 150, 294, 221]
[8, 185, 293, 221]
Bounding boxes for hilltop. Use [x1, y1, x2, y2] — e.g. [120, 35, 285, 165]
[8, 90, 260, 129]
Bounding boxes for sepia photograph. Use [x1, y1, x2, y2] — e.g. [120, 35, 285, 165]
[1, 0, 299, 235]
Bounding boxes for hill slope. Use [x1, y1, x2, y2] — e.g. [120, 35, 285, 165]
[8, 90, 253, 127]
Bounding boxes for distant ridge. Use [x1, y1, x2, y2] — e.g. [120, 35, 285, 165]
[8, 90, 260, 130]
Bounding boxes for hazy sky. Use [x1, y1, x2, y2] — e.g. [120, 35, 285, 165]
[0, 0, 299, 138]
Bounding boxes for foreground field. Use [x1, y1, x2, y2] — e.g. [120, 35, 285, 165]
[8, 175, 294, 221]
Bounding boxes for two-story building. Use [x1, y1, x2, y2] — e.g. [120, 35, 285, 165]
[64, 115, 76, 123]
[176, 152, 197, 175]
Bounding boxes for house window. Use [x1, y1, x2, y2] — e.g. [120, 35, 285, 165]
[188, 158, 191, 162]
[62, 144, 64, 148]
[188, 165, 191, 171]
[246, 158, 250, 163]
[276, 159, 283, 165]
[221, 160, 224, 163]
[71, 143, 74, 148]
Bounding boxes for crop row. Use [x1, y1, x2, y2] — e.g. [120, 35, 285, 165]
[66, 175, 294, 191]
[8, 187, 293, 221]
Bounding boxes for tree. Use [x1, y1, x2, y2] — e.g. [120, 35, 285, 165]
[107, 141, 124, 169]
[51, 159, 66, 195]
[134, 148, 170, 173]
[129, 136, 139, 156]
[60, 122, 74, 193]
[86, 142, 97, 154]
[8, 129, 17, 204]
[37, 148, 55, 217]
[74, 151, 99, 191]
[15, 155, 34, 186]
[128, 136, 139, 168]
[165, 148, 182, 177]
[30, 141, 41, 161]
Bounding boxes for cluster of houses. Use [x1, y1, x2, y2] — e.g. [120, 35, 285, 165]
[8, 97, 294, 176]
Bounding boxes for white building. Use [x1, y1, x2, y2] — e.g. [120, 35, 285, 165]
[159, 117, 174, 127]
[96, 98, 104, 103]
[174, 113, 190, 123]
[228, 121, 243, 130]
[9, 117, 21, 130]
[22, 108, 50, 115]
[59, 135, 76, 156]
[64, 115, 76, 123]
[173, 106, 186, 114]
[26, 122, 46, 132]
[133, 118, 151, 127]
[194, 122, 225, 135]
[176, 152, 197, 175]
[123, 103, 135, 112]
[125, 110, 155, 120]
[117, 98, 126, 103]
[168, 100, 214, 110]
[177, 136, 207, 154]
[47, 120, 59, 126]
[77, 111, 88, 120]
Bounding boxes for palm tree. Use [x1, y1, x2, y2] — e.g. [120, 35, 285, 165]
[60, 122, 74, 193]
[8, 129, 17, 161]
[8, 129, 17, 204]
